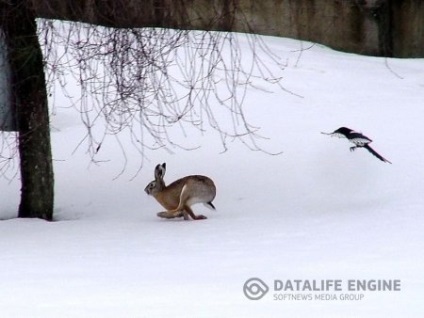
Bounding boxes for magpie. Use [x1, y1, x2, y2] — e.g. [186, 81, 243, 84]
[322, 127, 392, 164]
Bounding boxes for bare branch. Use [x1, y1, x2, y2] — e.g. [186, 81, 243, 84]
[38, 18, 287, 174]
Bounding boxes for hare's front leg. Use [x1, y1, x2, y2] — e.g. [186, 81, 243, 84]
[157, 207, 206, 220]
[157, 210, 183, 219]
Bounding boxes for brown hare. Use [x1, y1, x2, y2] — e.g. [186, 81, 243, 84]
[144, 163, 216, 220]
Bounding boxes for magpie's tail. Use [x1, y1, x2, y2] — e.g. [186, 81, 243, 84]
[364, 144, 392, 164]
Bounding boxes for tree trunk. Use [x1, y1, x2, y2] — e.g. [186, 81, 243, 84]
[1, 1, 54, 220]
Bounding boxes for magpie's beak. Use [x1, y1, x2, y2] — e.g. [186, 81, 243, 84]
[321, 131, 336, 136]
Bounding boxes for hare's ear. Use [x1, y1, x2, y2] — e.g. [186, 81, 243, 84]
[155, 163, 166, 180]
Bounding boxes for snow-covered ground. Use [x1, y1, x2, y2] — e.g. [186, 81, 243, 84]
[1, 29, 424, 317]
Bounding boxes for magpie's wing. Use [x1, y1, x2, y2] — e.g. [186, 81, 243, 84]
[348, 132, 372, 145]
[364, 144, 392, 164]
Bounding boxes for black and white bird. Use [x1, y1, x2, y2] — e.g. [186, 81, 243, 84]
[322, 127, 392, 164]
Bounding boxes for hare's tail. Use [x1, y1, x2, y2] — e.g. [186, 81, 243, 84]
[204, 202, 216, 210]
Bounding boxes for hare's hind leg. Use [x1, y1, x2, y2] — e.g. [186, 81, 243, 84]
[183, 206, 207, 220]
[176, 185, 207, 220]
[158, 206, 206, 220]
[158, 185, 207, 220]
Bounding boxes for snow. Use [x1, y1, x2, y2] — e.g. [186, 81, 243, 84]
[1, 28, 424, 317]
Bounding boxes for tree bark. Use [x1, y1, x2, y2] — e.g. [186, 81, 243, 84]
[1, 0, 54, 220]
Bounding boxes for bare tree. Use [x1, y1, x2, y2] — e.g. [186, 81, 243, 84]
[1, 0, 284, 220]
[1, 1, 54, 220]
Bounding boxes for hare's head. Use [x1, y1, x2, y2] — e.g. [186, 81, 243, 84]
[144, 163, 166, 195]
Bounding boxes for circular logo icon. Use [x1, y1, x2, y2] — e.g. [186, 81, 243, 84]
[243, 278, 269, 300]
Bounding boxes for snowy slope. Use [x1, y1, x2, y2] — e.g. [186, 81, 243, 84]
[1, 32, 424, 318]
